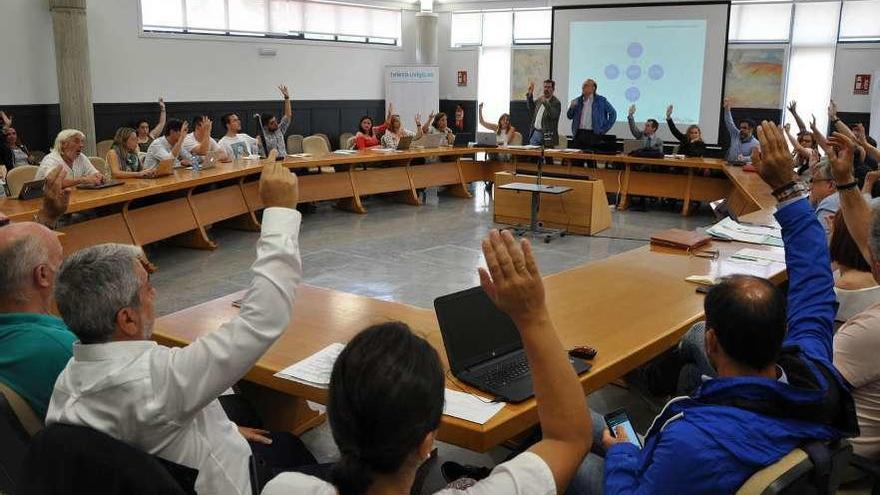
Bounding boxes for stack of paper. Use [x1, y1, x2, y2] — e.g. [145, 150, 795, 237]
[731, 247, 786, 264]
[274, 343, 345, 389]
[505, 144, 540, 150]
[286, 153, 312, 158]
[333, 150, 357, 155]
[706, 217, 784, 247]
[443, 389, 505, 425]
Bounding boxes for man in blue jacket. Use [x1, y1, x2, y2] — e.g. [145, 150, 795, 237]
[567, 121, 858, 495]
[567, 79, 617, 153]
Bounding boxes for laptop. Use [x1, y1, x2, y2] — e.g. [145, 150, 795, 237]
[622, 139, 645, 155]
[396, 135, 415, 150]
[152, 158, 174, 177]
[475, 132, 498, 147]
[188, 151, 219, 170]
[413, 133, 446, 148]
[17, 179, 45, 200]
[434, 286, 591, 403]
[583, 134, 618, 154]
[76, 179, 124, 190]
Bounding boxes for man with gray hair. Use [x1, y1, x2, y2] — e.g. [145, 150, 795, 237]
[810, 158, 839, 234]
[827, 132, 880, 463]
[36, 128, 103, 188]
[47, 160, 303, 495]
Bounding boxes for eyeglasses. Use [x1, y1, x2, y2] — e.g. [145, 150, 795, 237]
[809, 178, 833, 185]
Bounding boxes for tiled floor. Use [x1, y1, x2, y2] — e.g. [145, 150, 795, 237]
[147, 184, 718, 492]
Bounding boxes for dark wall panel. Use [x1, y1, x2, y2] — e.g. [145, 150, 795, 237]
[1, 104, 62, 153]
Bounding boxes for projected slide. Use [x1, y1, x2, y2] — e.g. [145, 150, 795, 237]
[568, 20, 707, 125]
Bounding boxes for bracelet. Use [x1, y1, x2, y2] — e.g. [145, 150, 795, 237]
[772, 181, 808, 203]
[837, 180, 859, 191]
[771, 181, 797, 196]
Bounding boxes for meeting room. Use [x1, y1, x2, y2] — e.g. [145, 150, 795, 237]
[3, 0, 880, 493]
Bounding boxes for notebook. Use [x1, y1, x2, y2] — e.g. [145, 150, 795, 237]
[650, 229, 712, 250]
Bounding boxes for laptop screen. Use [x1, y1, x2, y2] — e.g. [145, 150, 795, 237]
[434, 286, 524, 373]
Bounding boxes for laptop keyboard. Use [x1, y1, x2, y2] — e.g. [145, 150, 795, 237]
[475, 354, 531, 389]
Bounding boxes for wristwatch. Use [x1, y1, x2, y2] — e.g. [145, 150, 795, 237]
[772, 181, 808, 203]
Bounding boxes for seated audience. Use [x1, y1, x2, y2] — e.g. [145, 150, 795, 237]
[478, 102, 516, 146]
[107, 127, 155, 179]
[218, 113, 260, 160]
[261, 84, 293, 157]
[827, 131, 880, 461]
[723, 98, 759, 162]
[381, 113, 423, 150]
[135, 98, 167, 153]
[569, 121, 858, 495]
[0, 135, 13, 172]
[183, 115, 230, 161]
[143, 119, 192, 170]
[264, 229, 592, 494]
[46, 161, 314, 494]
[810, 159, 839, 234]
[1, 112, 35, 167]
[830, 213, 880, 324]
[0, 167, 74, 419]
[354, 105, 392, 150]
[626, 105, 663, 155]
[36, 129, 103, 188]
[422, 111, 456, 146]
[665, 105, 705, 157]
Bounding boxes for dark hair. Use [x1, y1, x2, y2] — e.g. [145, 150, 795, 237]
[220, 112, 236, 130]
[191, 115, 208, 129]
[329, 322, 444, 495]
[358, 116, 373, 135]
[543, 79, 555, 89]
[705, 275, 787, 370]
[830, 213, 871, 272]
[432, 112, 448, 130]
[136, 119, 150, 129]
[647, 119, 659, 130]
[163, 119, 183, 137]
[261, 113, 276, 124]
[738, 119, 755, 130]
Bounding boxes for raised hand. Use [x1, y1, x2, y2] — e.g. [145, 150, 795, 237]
[827, 132, 856, 185]
[810, 114, 818, 132]
[478, 229, 546, 325]
[666, 105, 673, 119]
[158, 97, 165, 110]
[181, 121, 189, 135]
[787, 100, 797, 114]
[828, 99, 838, 120]
[628, 104, 636, 116]
[39, 165, 71, 225]
[278, 84, 290, 99]
[479, 102, 484, 110]
[752, 121, 797, 190]
[259, 159, 299, 209]
[723, 98, 731, 110]
[853, 123, 868, 145]
[527, 81, 535, 95]
[0, 111, 10, 127]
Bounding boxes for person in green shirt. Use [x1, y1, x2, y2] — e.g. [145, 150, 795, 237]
[0, 167, 75, 418]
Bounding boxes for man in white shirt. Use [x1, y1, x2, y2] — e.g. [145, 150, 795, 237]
[183, 115, 230, 162]
[219, 113, 260, 160]
[143, 119, 192, 170]
[35, 129, 103, 188]
[46, 160, 302, 495]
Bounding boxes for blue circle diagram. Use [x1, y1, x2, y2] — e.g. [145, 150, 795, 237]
[627, 42, 643, 58]
[626, 65, 642, 81]
[648, 64, 665, 81]
[605, 64, 620, 80]
[625, 87, 641, 102]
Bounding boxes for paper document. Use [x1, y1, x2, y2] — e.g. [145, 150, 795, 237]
[443, 389, 505, 425]
[706, 217, 784, 247]
[558, 148, 583, 153]
[274, 343, 345, 389]
[333, 150, 357, 155]
[731, 247, 786, 264]
[505, 145, 540, 150]
[287, 153, 312, 158]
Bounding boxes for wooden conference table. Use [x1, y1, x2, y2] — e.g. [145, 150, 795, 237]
[153, 162, 785, 452]
[0, 146, 732, 256]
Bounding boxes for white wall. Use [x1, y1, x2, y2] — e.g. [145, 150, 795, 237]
[0, 0, 58, 105]
[831, 43, 880, 114]
[437, 12, 479, 99]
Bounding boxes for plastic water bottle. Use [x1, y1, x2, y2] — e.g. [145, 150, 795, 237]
[191, 154, 201, 172]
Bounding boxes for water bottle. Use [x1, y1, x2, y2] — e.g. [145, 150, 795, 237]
[191, 154, 201, 172]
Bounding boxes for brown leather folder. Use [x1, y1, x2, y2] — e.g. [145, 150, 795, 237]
[650, 229, 712, 250]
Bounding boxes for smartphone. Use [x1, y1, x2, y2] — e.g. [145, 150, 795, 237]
[604, 408, 642, 448]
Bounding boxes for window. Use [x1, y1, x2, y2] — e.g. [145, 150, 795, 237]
[513, 9, 551, 44]
[139, 0, 402, 46]
[451, 12, 482, 47]
[728, 3, 793, 42]
[839, 0, 880, 40]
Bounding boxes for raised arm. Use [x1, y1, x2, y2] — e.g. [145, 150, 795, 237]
[627, 105, 642, 139]
[159, 161, 301, 419]
[666, 105, 686, 143]
[854, 123, 880, 162]
[753, 121, 836, 360]
[784, 123, 811, 159]
[171, 121, 189, 159]
[0, 111, 11, 130]
[829, 132, 874, 266]
[829, 101, 866, 160]
[421, 111, 435, 135]
[810, 115, 832, 155]
[479, 103, 498, 132]
[279, 85, 292, 122]
[787, 100, 807, 133]
[723, 98, 737, 137]
[480, 230, 591, 493]
[149, 98, 166, 139]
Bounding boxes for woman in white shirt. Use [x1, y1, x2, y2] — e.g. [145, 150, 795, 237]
[479, 103, 517, 162]
[263, 230, 593, 495]
[830, 213, 880, 324]
[422, 112, 456, 146]
[381, 114, 424, 150]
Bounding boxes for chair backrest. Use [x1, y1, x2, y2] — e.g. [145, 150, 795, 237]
[88, 156, 111, 177]
[345, 136, 357, 150]
[339, 132, 354, 150]
[95, 140, 113, 161]
[286, 134, 304, 154]
[6, 165, 39, 198]
[302, 135, 331, 155]
[0, 392, 32, 495]
[315, 133, 332, 151]
[510, 131, 523, 146]
[0, 382, 42, 437]
[22, 423, 190, 495]
[736, 441, 853, 495]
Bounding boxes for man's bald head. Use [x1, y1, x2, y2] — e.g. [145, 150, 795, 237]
[704, 275, 787, 370]
[0, 222, 63, 307]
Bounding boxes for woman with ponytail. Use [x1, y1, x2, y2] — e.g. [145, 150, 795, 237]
[263, 230, 593, 494]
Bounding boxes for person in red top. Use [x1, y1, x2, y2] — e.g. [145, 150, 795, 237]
[354, 104, 393, 150]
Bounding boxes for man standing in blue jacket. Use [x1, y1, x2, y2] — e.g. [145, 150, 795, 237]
[567, 79, 617, 153]
[567, 120, 858, 495]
